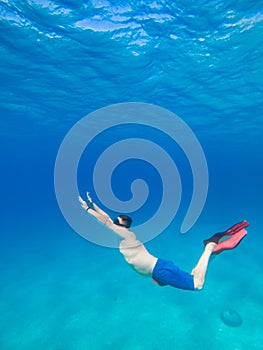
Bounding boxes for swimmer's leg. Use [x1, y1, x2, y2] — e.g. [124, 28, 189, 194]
[191, 242, 216, 290]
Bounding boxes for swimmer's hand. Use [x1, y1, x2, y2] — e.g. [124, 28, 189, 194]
[86, 192, 93, 204]
[86, 192, 95, 209]
[78, 196, 90, 211]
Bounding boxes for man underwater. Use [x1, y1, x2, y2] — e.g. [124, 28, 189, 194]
[79, 193, 248, 291]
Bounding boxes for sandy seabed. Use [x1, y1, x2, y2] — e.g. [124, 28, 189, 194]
[0, 224, 262, 350]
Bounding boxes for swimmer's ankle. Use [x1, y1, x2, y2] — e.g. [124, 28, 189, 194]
[205, 242, 217, 252]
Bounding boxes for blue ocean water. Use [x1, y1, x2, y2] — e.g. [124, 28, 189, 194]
[1, 1, 263, 349]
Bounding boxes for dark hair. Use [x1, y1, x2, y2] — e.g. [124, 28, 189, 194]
[114, 215, 132, 228]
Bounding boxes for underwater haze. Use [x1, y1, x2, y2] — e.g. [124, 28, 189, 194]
[1, 1, 263, 349]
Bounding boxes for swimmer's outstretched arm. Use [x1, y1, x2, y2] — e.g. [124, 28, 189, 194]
[78, 194, 135, 240]
[78, 194, 112, 224]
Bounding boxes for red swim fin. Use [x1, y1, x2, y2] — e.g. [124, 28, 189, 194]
[204, 220, 249, 246]
[213, 228, 247, 255]
[225, 220, 249, 235]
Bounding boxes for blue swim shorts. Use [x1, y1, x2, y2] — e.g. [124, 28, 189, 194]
[152, 258, 195, 291]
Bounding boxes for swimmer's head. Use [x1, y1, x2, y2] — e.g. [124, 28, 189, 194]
[113, 215, 132, 228]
